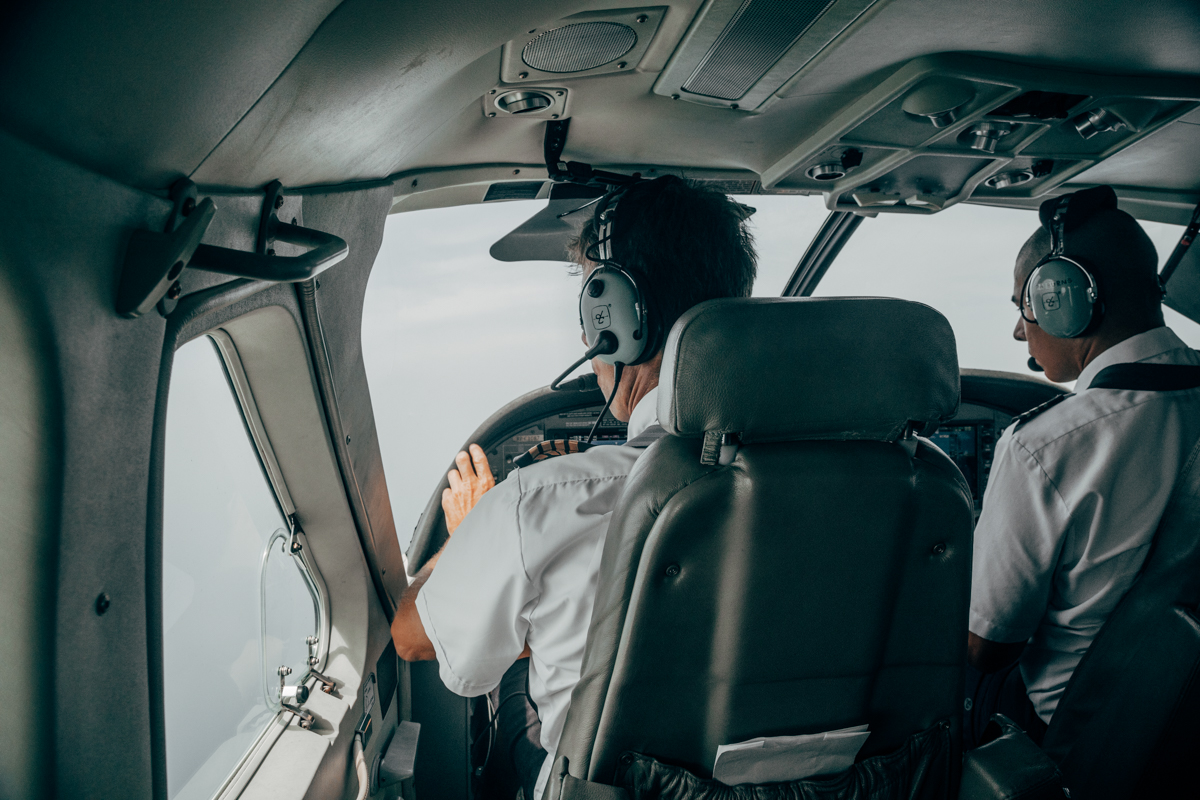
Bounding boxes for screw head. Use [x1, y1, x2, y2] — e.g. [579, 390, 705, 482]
[519, 72, 528, 79]
[636, 14, 648, 22]
[181, 197, 196, 216]
[487, 112, 496, 117]
[166, 281, 182, 300]
[278, 665, 292, 677]
[664, 564, 680, 577]
[551, 114, 559, 119]
[95, 593, 111, 615]
[307, 635, 318, 645]
[671, 94, 680, 100]
[267, 247, 276, 256]
[731, 103, 739, 110]
[274, 195, 285, 209]
[411, 179, 418, 187]
[555, 90, 564, 96]
[513, 169, 520, 175]
[932, 542, 947, 555]
[617, 62, 627, 69]
[488, 88, 496, 94]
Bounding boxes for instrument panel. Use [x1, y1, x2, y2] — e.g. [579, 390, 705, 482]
[927, 402, 1013, 513]
[484, 405, 627, 484]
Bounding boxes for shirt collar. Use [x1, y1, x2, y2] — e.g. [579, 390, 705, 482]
[1077, 326, 1192, 389]
[626, 386, 660, 440]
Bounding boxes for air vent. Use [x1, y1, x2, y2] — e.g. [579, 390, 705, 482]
[496, 91, 553, 114]
[484, 182, 545, 202]
[682, 0, 837, 101]
[523, 22, 637, 73]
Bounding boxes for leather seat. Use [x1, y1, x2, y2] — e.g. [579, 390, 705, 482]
[549, 297, 974, 798]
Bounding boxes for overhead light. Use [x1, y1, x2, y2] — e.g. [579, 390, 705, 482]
[806, 162, 847, 181]
[1072, 107, 1125, 139]
[963, 122, 1014, 153]
[984, 169, 1034, 190]
[901, 78, 977, 128]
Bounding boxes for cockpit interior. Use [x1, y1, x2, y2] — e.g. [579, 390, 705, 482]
[4, 1, 1200, 799]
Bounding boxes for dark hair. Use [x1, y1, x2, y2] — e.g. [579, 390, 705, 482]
[568, 176, 757, 349]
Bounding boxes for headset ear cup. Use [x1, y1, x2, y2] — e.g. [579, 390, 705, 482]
[580, 266, 651, 365]
[1027, 257, 1100, 338]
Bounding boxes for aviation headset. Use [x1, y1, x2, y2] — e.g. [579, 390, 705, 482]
[1019, 192, 1105, 339]
[577, 184, 664, 367]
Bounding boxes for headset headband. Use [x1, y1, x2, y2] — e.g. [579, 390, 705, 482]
[1049, 195, 1070, 257]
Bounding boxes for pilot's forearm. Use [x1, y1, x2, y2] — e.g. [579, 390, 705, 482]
[391, 552, 442, 662]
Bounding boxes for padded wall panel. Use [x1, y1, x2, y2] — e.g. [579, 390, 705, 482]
[0, 0, 341, 189]
[0, 129, 172, 799]
[0, 243, 62, 800]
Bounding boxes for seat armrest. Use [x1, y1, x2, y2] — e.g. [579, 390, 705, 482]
[959, 715, 1065, 800]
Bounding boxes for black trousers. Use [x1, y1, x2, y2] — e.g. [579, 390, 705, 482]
[482, 657, 548, 799]
[963, 659, 1049, 750]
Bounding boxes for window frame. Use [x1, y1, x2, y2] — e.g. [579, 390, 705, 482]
[164, 327, 332, 800]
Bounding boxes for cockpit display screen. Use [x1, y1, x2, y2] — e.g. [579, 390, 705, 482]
[926, 422, 993, 510]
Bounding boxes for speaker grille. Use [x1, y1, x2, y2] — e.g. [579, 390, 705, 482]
[682, 0, 837, 101]
[522, 22, 637, 73]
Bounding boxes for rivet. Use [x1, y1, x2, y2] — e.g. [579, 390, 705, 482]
[665, 564, 680, 577]
[95, 593, 111, 616]
[636, 14, 648, 22]
[166, 281, 182, 300]
[519, 72, 529, 79]
[274, 195, 285, 209]
[932, 542, 947, 555]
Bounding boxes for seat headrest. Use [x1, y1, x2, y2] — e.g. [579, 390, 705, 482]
[657, 297, 960, 442]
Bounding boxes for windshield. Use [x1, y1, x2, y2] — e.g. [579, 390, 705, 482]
[812, 203, 1200, 374]
[362, 195, 826, 552]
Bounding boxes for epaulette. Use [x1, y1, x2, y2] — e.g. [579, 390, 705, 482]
[512, 439, 590, 469]
[1011, 392, 1074, 431]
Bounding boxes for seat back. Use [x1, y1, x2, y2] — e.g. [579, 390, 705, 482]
[1042, 434, 1200, 798]
[553, 297, 974, 791]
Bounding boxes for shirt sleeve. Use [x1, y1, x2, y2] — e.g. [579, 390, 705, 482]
[415, 473, 536, 697]
[970, 430, 1070, 644]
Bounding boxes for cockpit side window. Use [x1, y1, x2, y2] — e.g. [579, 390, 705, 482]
[161, 335, 319, 800]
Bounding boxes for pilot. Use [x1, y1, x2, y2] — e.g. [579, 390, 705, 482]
[390, 176, 757, 799]
[966, 185, 1200, 747]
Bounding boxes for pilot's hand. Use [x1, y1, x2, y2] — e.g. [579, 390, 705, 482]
[442, 444, 495, 535]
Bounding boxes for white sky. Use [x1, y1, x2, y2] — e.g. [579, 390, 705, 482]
[362, 198, 1200, 550]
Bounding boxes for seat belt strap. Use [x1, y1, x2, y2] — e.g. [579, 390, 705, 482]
[1088, 363, 1200, 391]
[624, 423, 667, 449]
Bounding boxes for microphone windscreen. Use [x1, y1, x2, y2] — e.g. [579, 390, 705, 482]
[1028, 356, 1044, 372]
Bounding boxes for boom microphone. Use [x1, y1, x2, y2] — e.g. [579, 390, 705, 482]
[1028, 356, 1044, 373]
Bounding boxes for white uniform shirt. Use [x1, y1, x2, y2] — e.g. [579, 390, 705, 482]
[970, 327, 1200, 721]
[417, 387, 660, 799]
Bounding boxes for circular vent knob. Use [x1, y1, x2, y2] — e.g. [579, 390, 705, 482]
[496, 91, 554, 114]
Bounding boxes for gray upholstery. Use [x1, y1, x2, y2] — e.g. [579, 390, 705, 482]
[659, 298, 960, 442]
[553, 298, 973, 795]
[1040, 434, 1200, 797]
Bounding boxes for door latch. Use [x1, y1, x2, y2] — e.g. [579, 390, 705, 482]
[278, 665, 315, 729]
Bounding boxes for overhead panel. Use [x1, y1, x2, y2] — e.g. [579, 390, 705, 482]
[761, 54, 1200, 216]
[654, 0, 881, 111]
